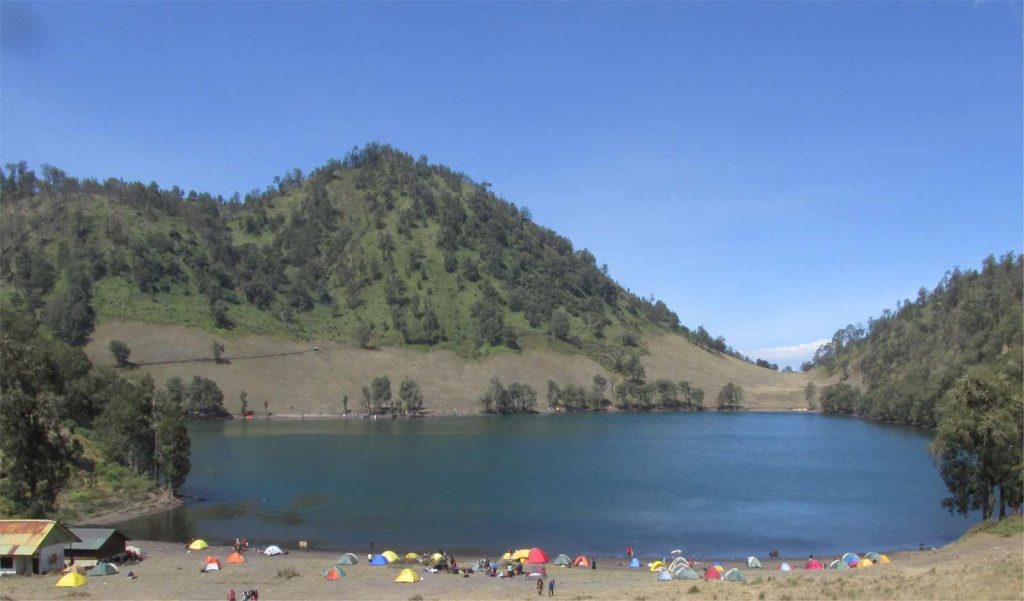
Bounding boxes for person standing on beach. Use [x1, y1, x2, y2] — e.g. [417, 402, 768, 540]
[537, 578, 544, 596]
[548, 579, 555, 596]
[591, 558, 596, 570]
[626, 545, 633, 560]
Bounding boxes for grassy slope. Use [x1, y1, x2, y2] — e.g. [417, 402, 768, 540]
[85, 320, 814, 415]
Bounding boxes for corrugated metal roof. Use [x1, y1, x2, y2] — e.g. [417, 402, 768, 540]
[68, 528, 129, 551]
[0, 520, 80, 556]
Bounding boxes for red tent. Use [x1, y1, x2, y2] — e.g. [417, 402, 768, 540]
[704, 566, 721, 580]
[527, 548, 549, 564]
[572, 555, 591, 568]
[805, 559, 824, 571]
[325, 567, 343, 581]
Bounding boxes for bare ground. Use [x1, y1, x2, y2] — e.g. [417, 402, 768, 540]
[85, 322, 820, 416]
[1, 528, 1020, 601]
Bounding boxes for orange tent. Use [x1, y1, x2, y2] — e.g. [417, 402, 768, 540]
[203, 556, 221, 569]
[227, 552, 246, 564]
[324, 566, 345, 581]
[572, 555, 591, 568]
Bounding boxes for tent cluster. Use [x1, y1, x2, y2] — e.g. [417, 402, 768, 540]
[828, 552, 890, 570]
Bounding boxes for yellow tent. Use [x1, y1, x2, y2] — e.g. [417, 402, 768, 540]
[714, 565, 725, 573]
[650, 560, 665, 572]
[394, 568, 422, 583]
[879, 554, 891, 564]
[431, 552, 445, 562]
[382, 550, 399, 563]
[56, 573, 88, 587]
[405, 552, 420, 560]
[188, 539, 209, 550]
[857, 558, 874, 568]
[512, 549, 531, 561]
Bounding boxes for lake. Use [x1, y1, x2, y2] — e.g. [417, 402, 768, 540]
[112, 412, 976, 558]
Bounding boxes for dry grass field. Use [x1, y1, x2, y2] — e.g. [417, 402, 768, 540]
[85, 321, 821, 416]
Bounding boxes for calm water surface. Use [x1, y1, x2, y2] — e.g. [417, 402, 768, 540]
[113, 413, 976, 557]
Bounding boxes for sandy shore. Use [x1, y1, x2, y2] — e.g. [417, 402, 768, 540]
[1, 530, 1020, 601]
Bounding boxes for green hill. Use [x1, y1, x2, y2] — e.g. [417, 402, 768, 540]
[805, 253, 1022, 428]
[1, 145, 809, 413]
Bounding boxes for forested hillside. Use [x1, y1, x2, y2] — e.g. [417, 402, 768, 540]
[0, 145, 748, 381]
[806, 253, 1022, 429]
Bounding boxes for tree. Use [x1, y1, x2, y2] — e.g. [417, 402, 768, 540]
[109, 340, 132, 367]
[931, 373, 1023, 519]
[804, 382, 818, 410]
[0, 391, 73, 516]
[371, 376, 392, 413]
[508, 382, 537, 413]
[154, 389, 190, 495]
[96, 375, 155, 474]
[819, 383, 859, 415]
[263, 399, 269, 417]
[239, 390, 248, 417]
[479, 378, 510, 414]
[44, 269, 95, 346]
[716, 382, 744, 411]
[211, 341, 226, 363]
[342, 395, 349, 414]
[550, 309, 570, 342]
[184, 376, 226, 418]
[398, 378, 423, 415]
[353, 322, 372, 349]
[210, 299, 233, 329]
[590, 374, 608, 411]
[546, 380, 561, 410]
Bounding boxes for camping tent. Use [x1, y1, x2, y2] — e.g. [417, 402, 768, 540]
[714, 565, 724, 573]
[205, 560, 221, 571]
[857, 558, 874, 568]
[650, 560, 665, 572]
[864, 552, 881, 562]
[747, 556, 762, 568]
[188, 539, 209, 550]
[370, 554, 389, 566]
[55, 573, 88, 587]
[830, 559, 851, 571]
[526, 566, 548, 579]
[668, 557, 689, 572]
[405, 552, 420, 561]
[554, 554, 572, 567]
[394, 568, 421, 583]
[87, 562, 118, 576]
[431, 552, 445, 563]
[324, 566, 346, 581]
[527, 548, 549, 564]
[806, 559, 824, 570]
[878, 554, 891, 564]
[264, 545, 284, 556]
[723, 568, 745, 582]
[338, 553, 359, 565]
[572, 555, 591, 568]
[511, 549, 531, 561]
[778, 562, 792, 572]
[382, 550, 399, 563]
[703, 566, 721, 580]
[227, 552, 246, 564]
[673, 567, 700, 580]
[657, 569, 673, 581]
[628, 558, 641, 569]
[841, 553, 859, 565]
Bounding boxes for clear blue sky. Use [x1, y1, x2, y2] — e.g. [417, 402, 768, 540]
[3, 2, 1021, 367]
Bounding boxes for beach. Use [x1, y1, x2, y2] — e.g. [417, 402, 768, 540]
[2, 527, 1020, 601]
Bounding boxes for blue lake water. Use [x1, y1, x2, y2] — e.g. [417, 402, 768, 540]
[112, 413, 976, 558]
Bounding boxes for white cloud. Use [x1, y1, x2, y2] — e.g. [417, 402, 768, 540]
[744, 338, 830, 363]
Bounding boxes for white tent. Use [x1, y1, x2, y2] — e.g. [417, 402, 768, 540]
[668, 557, 690, 572]
[264, 545, 284, 556]
[205, 562, 220, 571]
[747, 556, 762, 568]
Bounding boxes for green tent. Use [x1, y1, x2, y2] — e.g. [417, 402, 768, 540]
[671, 566, 700, 580]
[87, 562, 118, 576]
[337, 553, 359, 565]
[864, 552, 882, 562]
[830, 559, 851, 570]
[553, 554, 571, 567]
[723, 568, 745, 582]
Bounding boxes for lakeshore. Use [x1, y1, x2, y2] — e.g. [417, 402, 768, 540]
[2, 523, 1021, 601]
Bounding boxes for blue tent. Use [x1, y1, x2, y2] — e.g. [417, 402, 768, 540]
[657, 569, 673, 581]
[628, 558, 641, 569]
[841, 553, 859, 565]
[370, 554, 389, 566]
